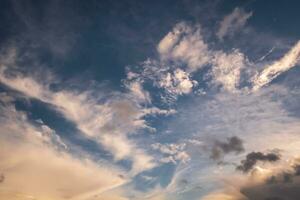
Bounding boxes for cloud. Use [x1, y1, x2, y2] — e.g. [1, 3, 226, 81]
[0, 95, 127, 200]
[152, 143, 190, 164]
[239, 159, 300, 200]
[0, 62, 157, 174]
[126, 59, 199, 103]
[131, 21, 298, 100]
[210, 136, 245, 160]
[211, 50, 249, 92]
[201, 191, 244, 200]
[157, 22, 211, 72]
[237, 152, 281, 173]
[252, 40, 300, 91]
[1, 16, 299, 200]
[125, 81, 151, 104]
[201, 157, 300, 200]
[156, 22, 300, 94]
[155, 22, 252, 93]
[0, 174, 4, 184]
[216, 7, 253, 41]
[161, 83, 300, 198]
[159, 68, 198, 96]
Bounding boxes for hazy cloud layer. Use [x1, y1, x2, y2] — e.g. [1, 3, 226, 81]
[0, 1, 300, 199]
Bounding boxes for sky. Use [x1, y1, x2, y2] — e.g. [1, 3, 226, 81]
[0, 0, 300, 199]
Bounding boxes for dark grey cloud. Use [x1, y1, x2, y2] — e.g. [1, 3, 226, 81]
[240, 163, 300, 200]
[237, 152, 280, 173]
[0, 174, 4, 183]
[266, 172, 293, 185]
[294, 164, 300, 176]
[210, 136, 244, 160]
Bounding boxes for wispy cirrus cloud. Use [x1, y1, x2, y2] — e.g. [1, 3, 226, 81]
[252, 40, 300, 91]
[216, 7, 253, 41]
[0, 94, 127, 200]
[0, 48, 178, 175]
[1, 2, 300, 199]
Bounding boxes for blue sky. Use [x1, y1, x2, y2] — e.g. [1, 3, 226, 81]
[1, 0, 300, 199]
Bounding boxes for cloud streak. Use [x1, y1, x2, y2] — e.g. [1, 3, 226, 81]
[0, 63, 158, 175]
[217, 7, 253, 41]
[0, 95, 127, 200]
[253, 40, 300, 90]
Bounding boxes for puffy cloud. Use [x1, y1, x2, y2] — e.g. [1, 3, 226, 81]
[126, 81, 151, 103]
[126, 59, 199, 102]
[157, 22, 211, 72]
[252, 40, 300, 90]
[210, 136, 245, 160]
[156, 22, 252, 93]
[159, 68, 198, 96]
[216, 7, 253, 41]
[152, 143, 190, 164]
[211, 50, 249, 92]
[237, 151, 281, 173]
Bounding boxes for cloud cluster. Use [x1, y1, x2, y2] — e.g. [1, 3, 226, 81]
[155, 21, 300, 94]
[158, 68, 198, 95]
[126, 59, 198, 103]
[151, 143, 190, 164]
[0, 56, 173, 174]
[155, 21, 251, 93]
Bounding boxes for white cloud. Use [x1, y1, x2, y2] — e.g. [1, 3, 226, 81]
[159, 68, 198, 96]
[252, 40, 300, 90]
[157, 22, 300, 94]
[156, 22, 251, 93]
[157, 22, 211, 72]
[211, 50, 248, 92]
[0, 97, 127, 200]
[127, 59, 199, 102]
[0, 65, 156, 175]
[152, 143, 190, 164]
[157, 23, 183, 56]
[160, 82, 300, 196]
[126, 81, 151, 103]
[217, 7, 253, 41]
